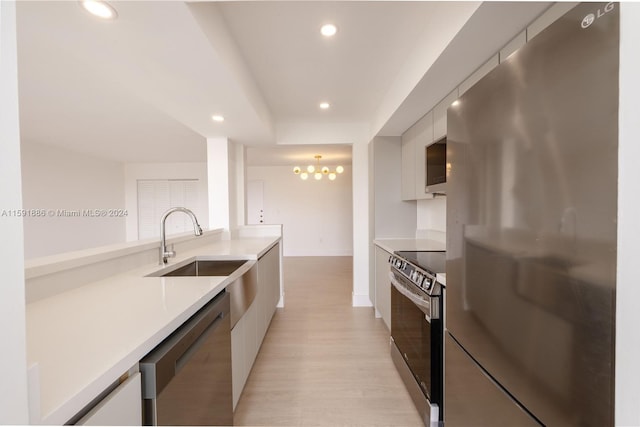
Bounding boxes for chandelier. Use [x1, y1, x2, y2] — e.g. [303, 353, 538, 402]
[293, 155, 344, 181]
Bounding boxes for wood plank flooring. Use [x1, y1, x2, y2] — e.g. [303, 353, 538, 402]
[233, 256, 423, 427]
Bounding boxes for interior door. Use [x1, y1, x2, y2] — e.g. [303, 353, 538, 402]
[246, 180, 264, 224]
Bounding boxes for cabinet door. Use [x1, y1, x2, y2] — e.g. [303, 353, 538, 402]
[413, 111, 434, 200]
[401, 129, 416, 200]
[374, 246, 392, 330]
[243, 302, 259, 376]
[258, 244, 280, 342]
[527, 2, 578, 41]
[231, 317, 245, 410]
[458, 55, 499, 97]
[77, 373, 141, 426]
[500, 31, 526, 63]
[433, 88, 460, 140]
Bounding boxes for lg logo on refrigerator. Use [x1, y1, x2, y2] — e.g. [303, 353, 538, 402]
[581, 2, 615, 29]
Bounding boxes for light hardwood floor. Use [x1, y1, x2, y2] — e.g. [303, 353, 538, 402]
[233, 256, 423, 427]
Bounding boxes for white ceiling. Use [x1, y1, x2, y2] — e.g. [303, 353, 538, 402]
[246, 144, 352, 167]
[15, 1, 550, 166]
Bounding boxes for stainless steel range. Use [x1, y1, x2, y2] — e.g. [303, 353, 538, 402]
[388, 251, 446, 427]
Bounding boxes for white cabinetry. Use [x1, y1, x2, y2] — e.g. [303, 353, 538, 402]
[500, 31, 526, 63]
[459, 55, 499, 97]
[76, 373, 141, 426]
[402, 112, 434, 200]
[433, 88, 459, 141]
[527, 2, 578, 41]
[374, 246, 392, 330]
[401, 132, 416, 201]
[413, 112, 434, 200]
[231, 243, 280, 410]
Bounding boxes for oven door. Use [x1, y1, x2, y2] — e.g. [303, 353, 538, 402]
[390, 271, 443, 424]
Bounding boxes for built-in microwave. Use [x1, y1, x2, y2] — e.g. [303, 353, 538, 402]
[425, 136, 447, 194]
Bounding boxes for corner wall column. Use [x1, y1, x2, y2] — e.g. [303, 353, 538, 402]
[0, 1, 30, 423]
[352, 138, 373, 307]
[206, 138, 246, 236]
[616, 3, 640, 425]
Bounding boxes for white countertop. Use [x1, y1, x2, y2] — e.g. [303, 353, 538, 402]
[373, 238, 446, 254]
[26, 237, 279, 425]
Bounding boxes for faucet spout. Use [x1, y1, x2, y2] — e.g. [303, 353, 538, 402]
[160, 207, 203, 265]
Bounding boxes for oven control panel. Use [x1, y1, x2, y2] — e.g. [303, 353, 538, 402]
[389, 254, 439, 295]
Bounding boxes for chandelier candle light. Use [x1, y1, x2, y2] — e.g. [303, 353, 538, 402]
[293, 155, 344, 181]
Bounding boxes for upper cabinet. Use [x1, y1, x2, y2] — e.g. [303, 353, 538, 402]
[401, 129, 416, 201]
[458, 54, 499, 97]
[433, 88, 459, 141]
[398, 2, 572, 201]
[500, 31, 526, 63]
[413, 111, 434, 200]
[527, 2, 579, 41]
[402, 111, 434, 200]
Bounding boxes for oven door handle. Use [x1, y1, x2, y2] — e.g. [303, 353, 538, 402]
[389, 272, 436, 321]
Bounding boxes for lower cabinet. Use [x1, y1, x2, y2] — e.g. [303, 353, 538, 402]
[231, 243, 281, 410]
[76, 372, 141, 426]
[374, 246, 392, 330]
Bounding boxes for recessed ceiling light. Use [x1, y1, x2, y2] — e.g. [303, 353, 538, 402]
[451, 100, 460, 107]
[320, 24, 337, 37]
[212, 115, 225, 122]
[319, 102, 330, 110]
[79, 1, 118, 20]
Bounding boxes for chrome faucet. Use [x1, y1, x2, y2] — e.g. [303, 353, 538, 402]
[160, 207, 203, 265]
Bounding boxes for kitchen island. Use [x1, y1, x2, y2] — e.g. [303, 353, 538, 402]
[25, 229, 281, 425]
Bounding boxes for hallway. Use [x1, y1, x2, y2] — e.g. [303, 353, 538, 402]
[234, 256, 422, 426]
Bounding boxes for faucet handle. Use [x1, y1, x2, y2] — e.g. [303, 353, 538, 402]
[165, 243, 176, 258]
[160, 245, 176, 264]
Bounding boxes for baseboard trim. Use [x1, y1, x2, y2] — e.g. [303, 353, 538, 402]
[352, 293, 373, 307]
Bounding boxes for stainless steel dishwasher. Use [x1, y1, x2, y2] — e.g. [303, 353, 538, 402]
[139, 291, 232, 426]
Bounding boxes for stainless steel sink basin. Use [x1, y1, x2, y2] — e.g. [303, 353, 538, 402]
[147, 258, 257, 329]
[157, 260, 248, 277]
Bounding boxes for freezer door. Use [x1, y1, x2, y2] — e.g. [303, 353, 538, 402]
[444, 333, 540, 426]
[446, 2, 617, 426]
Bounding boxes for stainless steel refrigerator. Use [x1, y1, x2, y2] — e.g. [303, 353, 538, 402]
[445, 3, 618, 426]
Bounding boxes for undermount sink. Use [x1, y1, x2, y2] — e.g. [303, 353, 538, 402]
[148, 259, 248, 277]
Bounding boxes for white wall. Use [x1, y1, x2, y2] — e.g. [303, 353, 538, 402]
[616, 3, 640, 425]
[229, 141, 246, 231]
[207, 138, 231, 233]
[247, 165, 353, 257]
[0, 2, 29, 422]
[372, 136, 416, 238]
[416, 197, 446, 232]
[124, 162, 208, 240]
[20, 142, 126, 259]
[352, 139, 371, 306]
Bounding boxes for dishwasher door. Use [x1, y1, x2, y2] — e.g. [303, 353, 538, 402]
[140, 291, 232, 426]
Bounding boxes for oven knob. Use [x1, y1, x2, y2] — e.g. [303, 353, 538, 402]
[424, 278, 432, 289]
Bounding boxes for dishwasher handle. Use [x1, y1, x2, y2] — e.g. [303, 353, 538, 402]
[140, 291, 230, 399]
